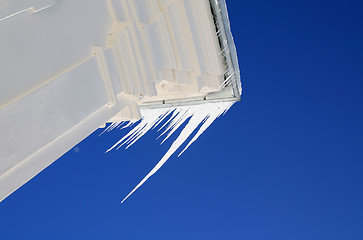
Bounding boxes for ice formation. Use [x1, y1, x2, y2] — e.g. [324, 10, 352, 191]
[105, 101, 234, 203]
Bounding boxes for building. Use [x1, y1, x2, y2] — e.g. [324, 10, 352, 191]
[0, 0, 241, 202]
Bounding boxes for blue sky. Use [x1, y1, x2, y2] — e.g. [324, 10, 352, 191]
[1, 0, 362, 239]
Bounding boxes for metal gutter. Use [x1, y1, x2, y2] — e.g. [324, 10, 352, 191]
[140, 96, 237, 109]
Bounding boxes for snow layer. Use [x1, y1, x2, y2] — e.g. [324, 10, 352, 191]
[105, 101, 234, 203]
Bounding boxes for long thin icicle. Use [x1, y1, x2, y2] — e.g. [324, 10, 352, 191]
[107, 102, 234, 203]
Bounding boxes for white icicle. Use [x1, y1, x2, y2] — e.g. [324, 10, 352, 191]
[178, 103, 233, 157]
[106, 101, 234, 203]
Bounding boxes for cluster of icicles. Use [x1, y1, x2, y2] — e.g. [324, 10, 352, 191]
[102, 101, 234, 203]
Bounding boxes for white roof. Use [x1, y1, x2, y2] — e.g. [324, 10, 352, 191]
[0, 0, 240, 202]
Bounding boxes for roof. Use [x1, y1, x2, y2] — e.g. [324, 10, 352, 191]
[0, 0, 241, 202]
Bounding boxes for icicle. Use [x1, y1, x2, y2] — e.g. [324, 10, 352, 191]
[107, 101, 234, 203]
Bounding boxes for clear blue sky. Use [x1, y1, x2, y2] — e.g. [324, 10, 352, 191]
[1, 0, 362, 239]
